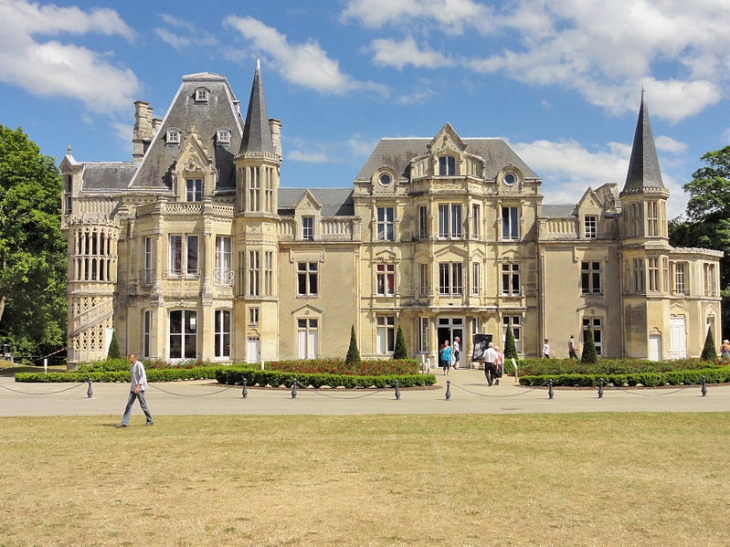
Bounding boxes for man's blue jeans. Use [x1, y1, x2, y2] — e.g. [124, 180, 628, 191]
[121, 390, 153, 425]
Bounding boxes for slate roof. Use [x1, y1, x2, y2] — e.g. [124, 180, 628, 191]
[239, 59, 275, 157]
[81, 163, 137, 191]
[278, 188, 355, 217]
[622, 94, 665, 194]
[541, 204, 576, 217]
[129, 72, 244, 190]
[354, 137, 539, 181]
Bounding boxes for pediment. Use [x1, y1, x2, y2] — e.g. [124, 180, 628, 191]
[294, 189, 322, 212]
[434, 245, 468, 259]
[428, 123, 466, 155]
[577, 187, 603, 212]
[290, 303, 324, 315]
[374, 249, 398, 262]
[174, 128, 214, 174]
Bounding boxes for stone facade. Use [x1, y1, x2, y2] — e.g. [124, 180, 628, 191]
[60, 64, 722, 365]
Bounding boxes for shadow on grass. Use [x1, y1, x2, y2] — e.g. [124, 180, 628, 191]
[0, 360, 67, 377]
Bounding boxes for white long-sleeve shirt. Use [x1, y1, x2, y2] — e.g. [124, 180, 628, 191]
[130, 361, 148, 392]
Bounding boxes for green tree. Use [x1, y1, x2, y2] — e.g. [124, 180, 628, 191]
[393, 325, 408, 359]
[700, 326, 717, 362]
[503, 324, 518, 360]
[345, 325, 361, 365]
[670, 145, 730, 338]
[107, 331, 121, 360]
[581, 326, 598, 364]
[0, 126, 67, 359]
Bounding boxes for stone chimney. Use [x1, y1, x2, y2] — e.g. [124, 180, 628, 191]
[269, 118, 282, 159]
[132, 101, 154, 161]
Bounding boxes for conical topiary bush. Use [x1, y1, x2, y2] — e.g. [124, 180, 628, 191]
[393, 325, 408, 359]
[345, 325, 361, 365]
[581, 326, 598, 364]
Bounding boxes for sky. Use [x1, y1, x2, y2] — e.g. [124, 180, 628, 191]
[1, 0, 729, 219]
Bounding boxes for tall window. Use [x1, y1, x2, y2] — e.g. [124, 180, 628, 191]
[297, 318, 318, 359]
[418, 317, 430, 353]
[376, 264, 395, 296]
[215, 236, 233, 285]
[471, 262, 481, 295]
[663, 257, 669, 293]
[704, 263, 717, 296]
[169, 310, 197, 359]
[143, 310, 152, 358]
[419, 263, 430, 296]
[418, 206, 429, 239]
[633, 258, 645, 293]
[439, 156, 456, 176]
[264, 251, 274, 296]
[438, 204, 462, 239]
[502, 316, 521, 352]
[249, 307, 259, 326]
[647, 201, 659, 236]
[214, 310, 231, 358]
[584, 216, 597, 238]
[439, 262, 463, 295]
[581, 262, 601, 294]
[501, 263, 520, 295]
[169, 235, 198, 276]
[248, 168, 260, 212]
[297, 262, 318, 296]
[248, 251, 260, 296]
[376, 315, 395, 354]
[583, 317, 603, 356]
[302, 216, 314, 241]
[472, 205, 480, 239]
[377, 207, 395, 241]
[265, 171, 275, 213]
[648, 258, 659, 291]
[501, 207, 519, 240]
[143, 237, 154, 285]
[186, 178, 202, 202]
[674, 262, 687, 295]
[632, 203, 641, 236]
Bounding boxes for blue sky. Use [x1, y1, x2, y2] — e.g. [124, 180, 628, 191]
[1, 0, 729, 219]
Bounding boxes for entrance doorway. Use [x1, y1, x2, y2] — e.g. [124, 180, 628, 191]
[437, 317, 464, 366]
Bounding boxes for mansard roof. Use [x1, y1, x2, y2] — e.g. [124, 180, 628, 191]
[354, 136, 539, 182]
[129, 73, 244, 189]
[278, 188, 355, 217]
[239, 59, 275, 158]
[621, 93, 666, 196]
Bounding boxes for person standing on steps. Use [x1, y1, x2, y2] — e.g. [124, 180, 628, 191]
[116, 353, 154, 428]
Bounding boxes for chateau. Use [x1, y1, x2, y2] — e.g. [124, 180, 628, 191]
[60, 62, 722, 365]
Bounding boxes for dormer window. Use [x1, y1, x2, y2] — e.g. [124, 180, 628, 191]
[195, 88, 210, 102]
[439, 156, 456, 176]
[216, 129, 231, 145]
[166, 129, 181, 144]
[379, 172, 392, 186]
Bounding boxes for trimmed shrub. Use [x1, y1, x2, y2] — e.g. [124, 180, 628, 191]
[700, 326, 717, 362]
[345, 325, 361, 365]
[107, 332, 121, 360]
[581, 326, 598, 364]
[393, 325, 408, 360]
[504, 325, 518, 360]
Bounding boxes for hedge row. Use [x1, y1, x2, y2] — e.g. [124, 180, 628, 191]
[215, 368, 437, 389]
[515, 357, 721, 377]
[519, 365, 730, 387]
[15, 366, 223, 383]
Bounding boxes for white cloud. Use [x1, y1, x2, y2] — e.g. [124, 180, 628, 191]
[288, 150, 328, 163]
[655, 136, 687, 154]
[225, 15, 387, 96]
[353, 0, 730, 121]
[155, 28, 190, 52]
[0, 0, 139, 113]
[155, 14, 218, 51]
[347, 134, 380, 157]
[341, 0, 493, 34]
[511, 137, 688, 218]
[367, 37, 451, 70]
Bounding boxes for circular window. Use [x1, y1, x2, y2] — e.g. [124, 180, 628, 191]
[379, 173, 392, 186]
[503, 172, 517, 185]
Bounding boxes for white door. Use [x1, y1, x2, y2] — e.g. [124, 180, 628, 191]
[669, 316, 687, 359]
[648, 335, 662, 361]
[247, 337, 260, 363]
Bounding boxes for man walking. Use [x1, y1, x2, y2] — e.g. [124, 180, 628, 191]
[116, 354, 154, 428]
[480, 342, 499, 386]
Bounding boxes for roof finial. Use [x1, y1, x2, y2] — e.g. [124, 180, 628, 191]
[256, 53, 260, 72]
[641, 86, 645, 101]
[67, 145, 72, 156]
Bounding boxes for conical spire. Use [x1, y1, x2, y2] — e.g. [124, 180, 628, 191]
[621, 91, 665, 195]
[239, 58, 275, 157]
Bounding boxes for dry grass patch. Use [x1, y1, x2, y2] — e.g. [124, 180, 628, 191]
[0, 413, 728, 546]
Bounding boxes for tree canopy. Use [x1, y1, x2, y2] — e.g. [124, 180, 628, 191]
[0, 125, 67, 360]
[670, 145, 730, 339]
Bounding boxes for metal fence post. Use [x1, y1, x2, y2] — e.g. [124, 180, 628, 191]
[241, 377, 248, 399]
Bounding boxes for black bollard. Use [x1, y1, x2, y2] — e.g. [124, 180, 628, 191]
[598, 378, 604, 399]
[394, 379, 401, 400]
[548, 378, 554, 399]
[242, 377, 248, 399]
[291, 378, 297, 399]
[445, 380, 451, 400]
[86, 378, 93, 399]
[701, 376, 707, 397]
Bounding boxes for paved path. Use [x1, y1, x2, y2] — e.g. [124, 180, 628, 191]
[1, 368, 728, 418]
